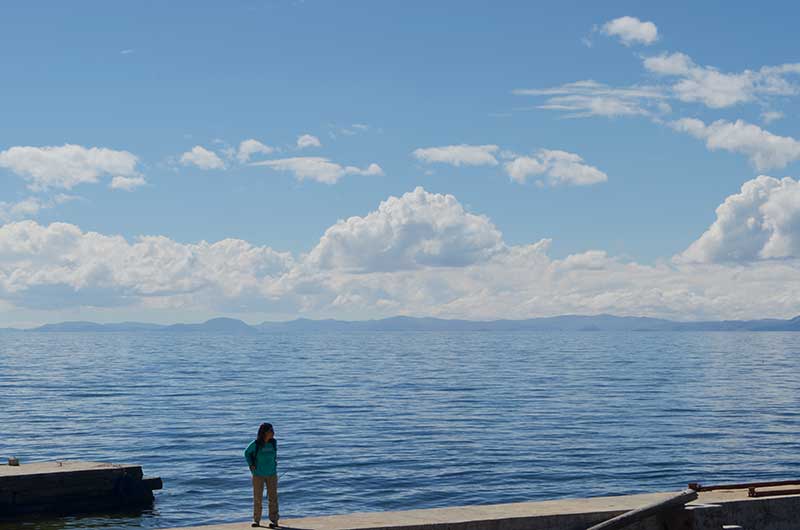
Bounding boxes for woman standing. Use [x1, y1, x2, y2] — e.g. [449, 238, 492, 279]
[244, 422, 279, 528]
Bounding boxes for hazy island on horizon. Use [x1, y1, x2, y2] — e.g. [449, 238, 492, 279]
[6, 313, 800, 333]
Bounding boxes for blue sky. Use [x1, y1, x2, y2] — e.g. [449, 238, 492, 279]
[1, 2, 800, 326]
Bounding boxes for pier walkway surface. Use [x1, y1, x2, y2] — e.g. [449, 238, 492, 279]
[164, 487, 800, 530]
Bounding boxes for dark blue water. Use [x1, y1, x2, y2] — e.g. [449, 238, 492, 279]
[2, 331, 800, 529]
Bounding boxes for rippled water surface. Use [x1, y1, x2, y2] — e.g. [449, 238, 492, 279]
[2, 331, 800, 529]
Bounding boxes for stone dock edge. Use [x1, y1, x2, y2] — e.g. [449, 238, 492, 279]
[163, 488, 800, 530]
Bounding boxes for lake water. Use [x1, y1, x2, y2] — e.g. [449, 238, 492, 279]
[2, 331, 800, 529]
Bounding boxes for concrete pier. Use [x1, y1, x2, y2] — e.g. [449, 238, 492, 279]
[164, 487, 800, 530]
[0, 461, 162, 517]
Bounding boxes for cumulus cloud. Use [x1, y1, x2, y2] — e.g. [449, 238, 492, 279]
[297, 134, 322, 149]
[601, 16, 658, 46]
[412, 144, 499, 166]
[253, 157, 383, 184]
[0, 198, 43, 221]
[0, 144, 141, 191]
[504, 149, 608, 186]
[643, 52, 694, 76]
[179, 146, 226, 170]
[306, 187, 506, 272]
[671, 118, 800, 171]
[504, 156, 546, 182]
[513, 81, 668, 118]
[299, 243, 800, 322]
[1, 188, 800, 320]
[0, 220, 293, 309]
[678, 176, 800, 263]
[110, 176, 147, 191]
[236, 139, 274, 163]
[644, 52, 800, 108]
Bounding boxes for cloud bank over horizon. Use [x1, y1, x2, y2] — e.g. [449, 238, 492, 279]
[1, 184, 798, 325]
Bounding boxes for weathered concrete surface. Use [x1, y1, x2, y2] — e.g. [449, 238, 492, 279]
[0, 461, 132, 478]
[164, 489, 800, 530]
[0, 461, 161, 517]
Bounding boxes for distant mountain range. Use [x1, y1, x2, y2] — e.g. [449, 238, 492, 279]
[4, 314, 800, 333]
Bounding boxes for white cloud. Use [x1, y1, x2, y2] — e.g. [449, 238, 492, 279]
[179, 146, 225, 170]
[0, 194, 78, 223]
[0, 220, 294, 309]
[253, 157, 383, 184]
[519, 48, 800, 125]
[297, 134, 322, 149]
[332, 123, 371, 137]
[237, 139, 274, 163]
[110, 176, 147, 191]
[504, 149, 608, 186]
[761, 111, 784, 124]
[523, 53, 800, 122]
[0, 144, 140, 191]
[644, 52, 800, 108]
[678, 176, 800, 263]
[643, 52, 694, 76]
[671, 118, 800, 171]
[601, 16, 658, 46]
[1, 188, 800, 320]
[412, 144, 499, 166]
[0, 198, 47, 222]
[513, 81, 668, 118]
[505, 156, 546, 183]
[306, 187, 505, 272]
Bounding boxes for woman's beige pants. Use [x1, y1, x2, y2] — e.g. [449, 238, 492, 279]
[252, 475, 279, 524]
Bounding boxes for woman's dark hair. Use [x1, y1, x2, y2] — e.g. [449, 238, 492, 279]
[254, 422, 276, 467]
[256, 423, 274, 448]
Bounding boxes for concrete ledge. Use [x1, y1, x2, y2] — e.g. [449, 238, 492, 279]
[0, 461, 161, 517]
[164, 491, 689, 530]
[163, 489, 800, 530]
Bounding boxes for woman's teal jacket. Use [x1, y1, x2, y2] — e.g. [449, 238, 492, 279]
[245, 439, 277, 476]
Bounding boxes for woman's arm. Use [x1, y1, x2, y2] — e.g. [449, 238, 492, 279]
[244, 442, 256, 470]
